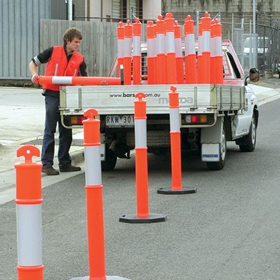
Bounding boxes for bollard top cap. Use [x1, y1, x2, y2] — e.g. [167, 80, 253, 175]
[17, 145, 40, 164]
[84, 108, 98, 121]
[170, 85, 177, 93]
[135, 92, 146, 101]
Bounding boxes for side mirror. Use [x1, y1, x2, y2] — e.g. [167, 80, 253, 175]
[245, 68, 259, 86]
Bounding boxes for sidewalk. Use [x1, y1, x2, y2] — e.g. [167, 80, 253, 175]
[0, 76, 280, 204]
[0, 86, 85, 204]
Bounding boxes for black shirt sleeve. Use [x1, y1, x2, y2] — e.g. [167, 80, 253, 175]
[32, 47, 54, 65]
[79, 60, 88, 76]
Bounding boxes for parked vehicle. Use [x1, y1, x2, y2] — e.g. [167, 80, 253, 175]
[243, 36, 271, 70]
[59, 40, 259, 171]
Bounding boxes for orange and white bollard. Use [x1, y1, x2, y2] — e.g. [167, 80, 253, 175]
[174, 21, 184, 84]
[37, 76, 121, 86]
[132, 18, 141, 85]
[197, 22, 203, 83]
[184, 15, 197, 84]
[71, 109, 130, 280]
[123, 20, 133, 85]
[117, 21, 125, 78]
[119, 93, 166, 223]
[165, 13, 176, 84]
[156, 15, 166, 84]
[157, 87, 197, 195]
[15, 145, 44, 280]
[200, 12, 212, 83]
[146, 21, 157, 84]
[211, 19, 224, 84]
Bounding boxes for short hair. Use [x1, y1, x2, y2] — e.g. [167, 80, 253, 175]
[63, 27, 83, 45]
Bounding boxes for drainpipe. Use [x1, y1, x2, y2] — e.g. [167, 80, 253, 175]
[68, 0, 73, 21]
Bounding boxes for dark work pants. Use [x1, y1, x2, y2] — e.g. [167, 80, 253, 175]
[41, 95, 72, 169]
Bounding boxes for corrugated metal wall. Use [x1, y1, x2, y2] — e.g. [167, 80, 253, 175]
[0, 0, 51, 79]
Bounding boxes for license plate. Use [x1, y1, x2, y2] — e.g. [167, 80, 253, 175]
[106, 115, 134, 127]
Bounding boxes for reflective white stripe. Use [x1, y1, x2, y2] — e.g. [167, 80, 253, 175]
[202, 31, 211, 52]
[166, 32, 175, 53]
[17, 204, 42, 266]
[170, 108, 180, 132]
[152, 39, 157, 57]
[185, 34, 195, 55]
[214, 37, 223, 56]
[52, 76, 73, 84]
[124, 38, 132, 57]
[147, 38, 154, 57]
[118, 40, 124, 57]
[54, 63, 58, 76]
[135, 119, 147, 148]
[175, 38, 182, 57]
[156, 34, 165, 54]
[84, 146, 102, 186]
[133, 36, 141, 56]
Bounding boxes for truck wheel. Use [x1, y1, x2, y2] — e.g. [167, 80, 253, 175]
[206, 125, 227, 170]
[239, 113, 256, 152]
[101, 145, 117, 171]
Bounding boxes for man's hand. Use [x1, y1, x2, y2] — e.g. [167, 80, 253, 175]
[31, 74, 39, 84]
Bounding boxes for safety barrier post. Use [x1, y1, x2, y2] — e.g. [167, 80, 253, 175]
[15, 145, 44, 280]
[197, 22, 203, 83]
[146, 21, 156, 84]
[120, 93, 166, 223]
[184, 15, 197, 84]
[211, 19, 224, 84]
[156, 15, 166, 84]
[132, 18, 141, 85]
[117, 21, 124, 78]
[71, 109, 130, 280]
[124, 20, 133, 85]
[200, 12, 212, 84]
[37, 76, 121, 86]
[174, 21, 184, 84]
[157, 87, 197, 195]
[165, 13, 176, 84]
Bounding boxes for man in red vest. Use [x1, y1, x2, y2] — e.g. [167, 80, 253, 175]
[29, 27, 87, 175]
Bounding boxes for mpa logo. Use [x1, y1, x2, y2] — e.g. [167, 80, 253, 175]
[159, 97, 194, 105]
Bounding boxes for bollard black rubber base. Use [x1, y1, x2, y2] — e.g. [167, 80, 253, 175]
[157, 186, 197, 194]
[70, 276, 131, 280]
[119, 213, 166, 223]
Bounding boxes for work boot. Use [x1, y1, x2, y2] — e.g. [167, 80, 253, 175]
[59, 165, 81, 172]
[42, 167, 60, 175]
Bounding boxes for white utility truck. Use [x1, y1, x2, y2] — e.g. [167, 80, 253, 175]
[59, 40, 259, 171]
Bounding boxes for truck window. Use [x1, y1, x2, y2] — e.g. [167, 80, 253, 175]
[223, 52, 241, 79]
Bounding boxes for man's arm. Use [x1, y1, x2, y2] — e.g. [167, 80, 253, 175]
[29, 47, 53, 83]
[29, 61, 39, 83]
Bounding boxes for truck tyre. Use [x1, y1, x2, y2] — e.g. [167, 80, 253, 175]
[101, 145, 117, 171]
[239, 113, 256, 152]
[206, 125, 226, 170]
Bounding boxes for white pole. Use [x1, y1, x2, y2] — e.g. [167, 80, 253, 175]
[68, 0, 73, 21]
[253, 0, 256, 34]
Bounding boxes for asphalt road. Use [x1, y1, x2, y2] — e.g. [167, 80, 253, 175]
[1, 98, 280, 280]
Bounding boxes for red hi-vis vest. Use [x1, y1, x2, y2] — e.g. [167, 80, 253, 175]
[43, 46, 84, 91]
